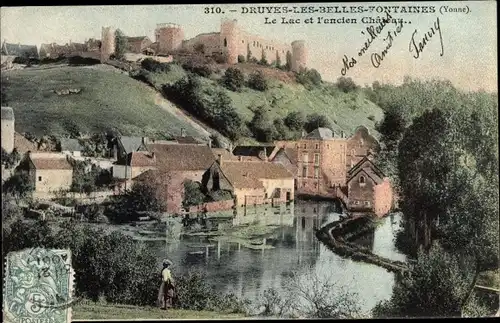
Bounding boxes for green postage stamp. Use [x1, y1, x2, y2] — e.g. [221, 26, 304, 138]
[3, 248, 74, 323]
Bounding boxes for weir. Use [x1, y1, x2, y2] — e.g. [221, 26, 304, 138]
[315, 215, 410, 275]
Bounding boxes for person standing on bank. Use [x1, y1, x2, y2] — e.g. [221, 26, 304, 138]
[158, 259, 175, 310]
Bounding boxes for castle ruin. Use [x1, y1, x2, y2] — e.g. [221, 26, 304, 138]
[37, 19, 307, 70]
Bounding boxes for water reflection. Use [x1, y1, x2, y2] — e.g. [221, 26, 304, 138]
[146, 200, 405, 313]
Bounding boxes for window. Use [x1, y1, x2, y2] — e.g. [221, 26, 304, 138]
[315, 143, 319, 149]
[355, 200, 360, 205]
[302, 154, 308, 163]
[224, 38, 227, 47]
[327, 144, 330, 149]
[265, 193, 268, 199]
[359, 176, 365, 184]
[38, 176, 42, 182]
[302, 182, 306, 187]
[253, 41, 255, 46]
[242, 40, 244, 43]
[364, 201, 371, 206]
[302, 166, 307, 178]
[314, 182, 318, 188]
[314, 153, 320, 166]
[314, 167, 319, 178]
[303, 144, 307, 149]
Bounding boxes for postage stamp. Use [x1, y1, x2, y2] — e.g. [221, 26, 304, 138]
[3, 248, 74, 323]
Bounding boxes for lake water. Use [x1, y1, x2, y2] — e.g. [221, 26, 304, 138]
[143, 200, 406, 314]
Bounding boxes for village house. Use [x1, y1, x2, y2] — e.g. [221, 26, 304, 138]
[270, 147, 299, 183]
[232, 145, 279, 162]
[17, 152, 73, 195]
[346, 156, 392, 217]
[59, 138, 84, 157]
[111, 136, 149, 160]
[346, 126, 380, 169]
[202, 155, 294, 207]
[111, 151, 157, 193]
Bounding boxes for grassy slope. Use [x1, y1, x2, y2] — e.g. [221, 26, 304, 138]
[4, 62, 384, 141]
[73, 302, 245, 320]
[3, 65, 204, 138]
[151, 63, 384, 138]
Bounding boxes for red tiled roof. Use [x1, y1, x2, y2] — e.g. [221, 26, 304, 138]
[14, 132, 38, 153]
[30, 156, 72, 170]
[220, 160, 293, 189]
[129, 151, 156, 167]
[147, 143, 215, 171]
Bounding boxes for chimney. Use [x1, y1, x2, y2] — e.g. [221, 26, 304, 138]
[142, 136, 148, 145]
[263, 147, 268, 162]
[208, 138, 212, 148]
[340, 131, 345, 138]
[238, 156, 242, 161]
[180, 128, 186, 137]
[217, 154, 223, 166]
[301, 130, 306, 138]
[151, 152, 155, 159]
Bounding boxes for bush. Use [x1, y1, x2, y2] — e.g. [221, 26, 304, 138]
[284, 111, 306, 132]
[183, 180, 206, 207]
[248, 71, 268, 91]
[68, 56, 100, 66]
[237, 55, 245, 63]
[141, 58, 171, 73]
[222, 67, 245, 92]
[336, 77, 358, 93]
[304, 113, 332, 133]
[130, 69, 155, 87]
[296, 69, 322, 88]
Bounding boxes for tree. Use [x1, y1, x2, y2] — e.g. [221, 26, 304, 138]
[248, 71, 268, 91]
[1, 148, 21, 169]
[209, 134, 223, 148]
[222, 67, 245, 92]
[183, 180, 205, 208]
[285, 51, 293, 71]
[304, 113, 332, 133]
[248, 106, 275, 142]
[275, 52, 281, 69]
[246, 43, 252, 62]
[194, 43, 205, 55]
[259, 49, 268, 65]
[70, 160, 97, 195]
[114, 29, 128, 60]
[237, 55, 245, 63]
[273, 118, 289, 140]
[2, 171, 34, 203]
[296, 69, 322, 88]
[284, 111, 306, 132]
[372, 244, 490, 318]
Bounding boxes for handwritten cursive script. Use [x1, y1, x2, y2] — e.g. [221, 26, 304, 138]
[409, 17, 444, 59]
[371, 20, 405, 68]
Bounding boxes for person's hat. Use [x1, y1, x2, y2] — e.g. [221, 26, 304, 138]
[163, 259, 173, 266]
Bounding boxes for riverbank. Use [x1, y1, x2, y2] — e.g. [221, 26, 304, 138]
[72, 302, 246, 320]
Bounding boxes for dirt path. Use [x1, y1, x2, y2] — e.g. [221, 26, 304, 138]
[154, 93, 216, 139]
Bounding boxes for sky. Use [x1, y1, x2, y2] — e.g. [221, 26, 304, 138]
[1, 2, 497, 92]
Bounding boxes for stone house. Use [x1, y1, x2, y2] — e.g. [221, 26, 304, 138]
[126, 36, 153, 54]
[17, 152, 73, 194]
[270, 147, 298, 185]
[203, 156, 294, 207]
[112, 151, 157, 182]
[346, 126, 380, 169]
[346, 157, 393, 217]
[112, 136, 149, 160]
[59, 138, 84, 157]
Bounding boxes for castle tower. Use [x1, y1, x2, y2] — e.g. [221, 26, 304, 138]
[100, 26, 116, 62]
[1, 107, 15, 154]
[155, 23, 184, 55]
[220, 19, 239, 64]
[291, 40, 307, 72]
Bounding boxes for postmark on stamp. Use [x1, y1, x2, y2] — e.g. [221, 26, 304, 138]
[3, 248, 75, 323]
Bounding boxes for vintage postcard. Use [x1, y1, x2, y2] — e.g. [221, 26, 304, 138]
[1, 2, 498, 320]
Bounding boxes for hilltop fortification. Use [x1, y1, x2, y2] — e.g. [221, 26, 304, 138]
[38, 19, 307, 70]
